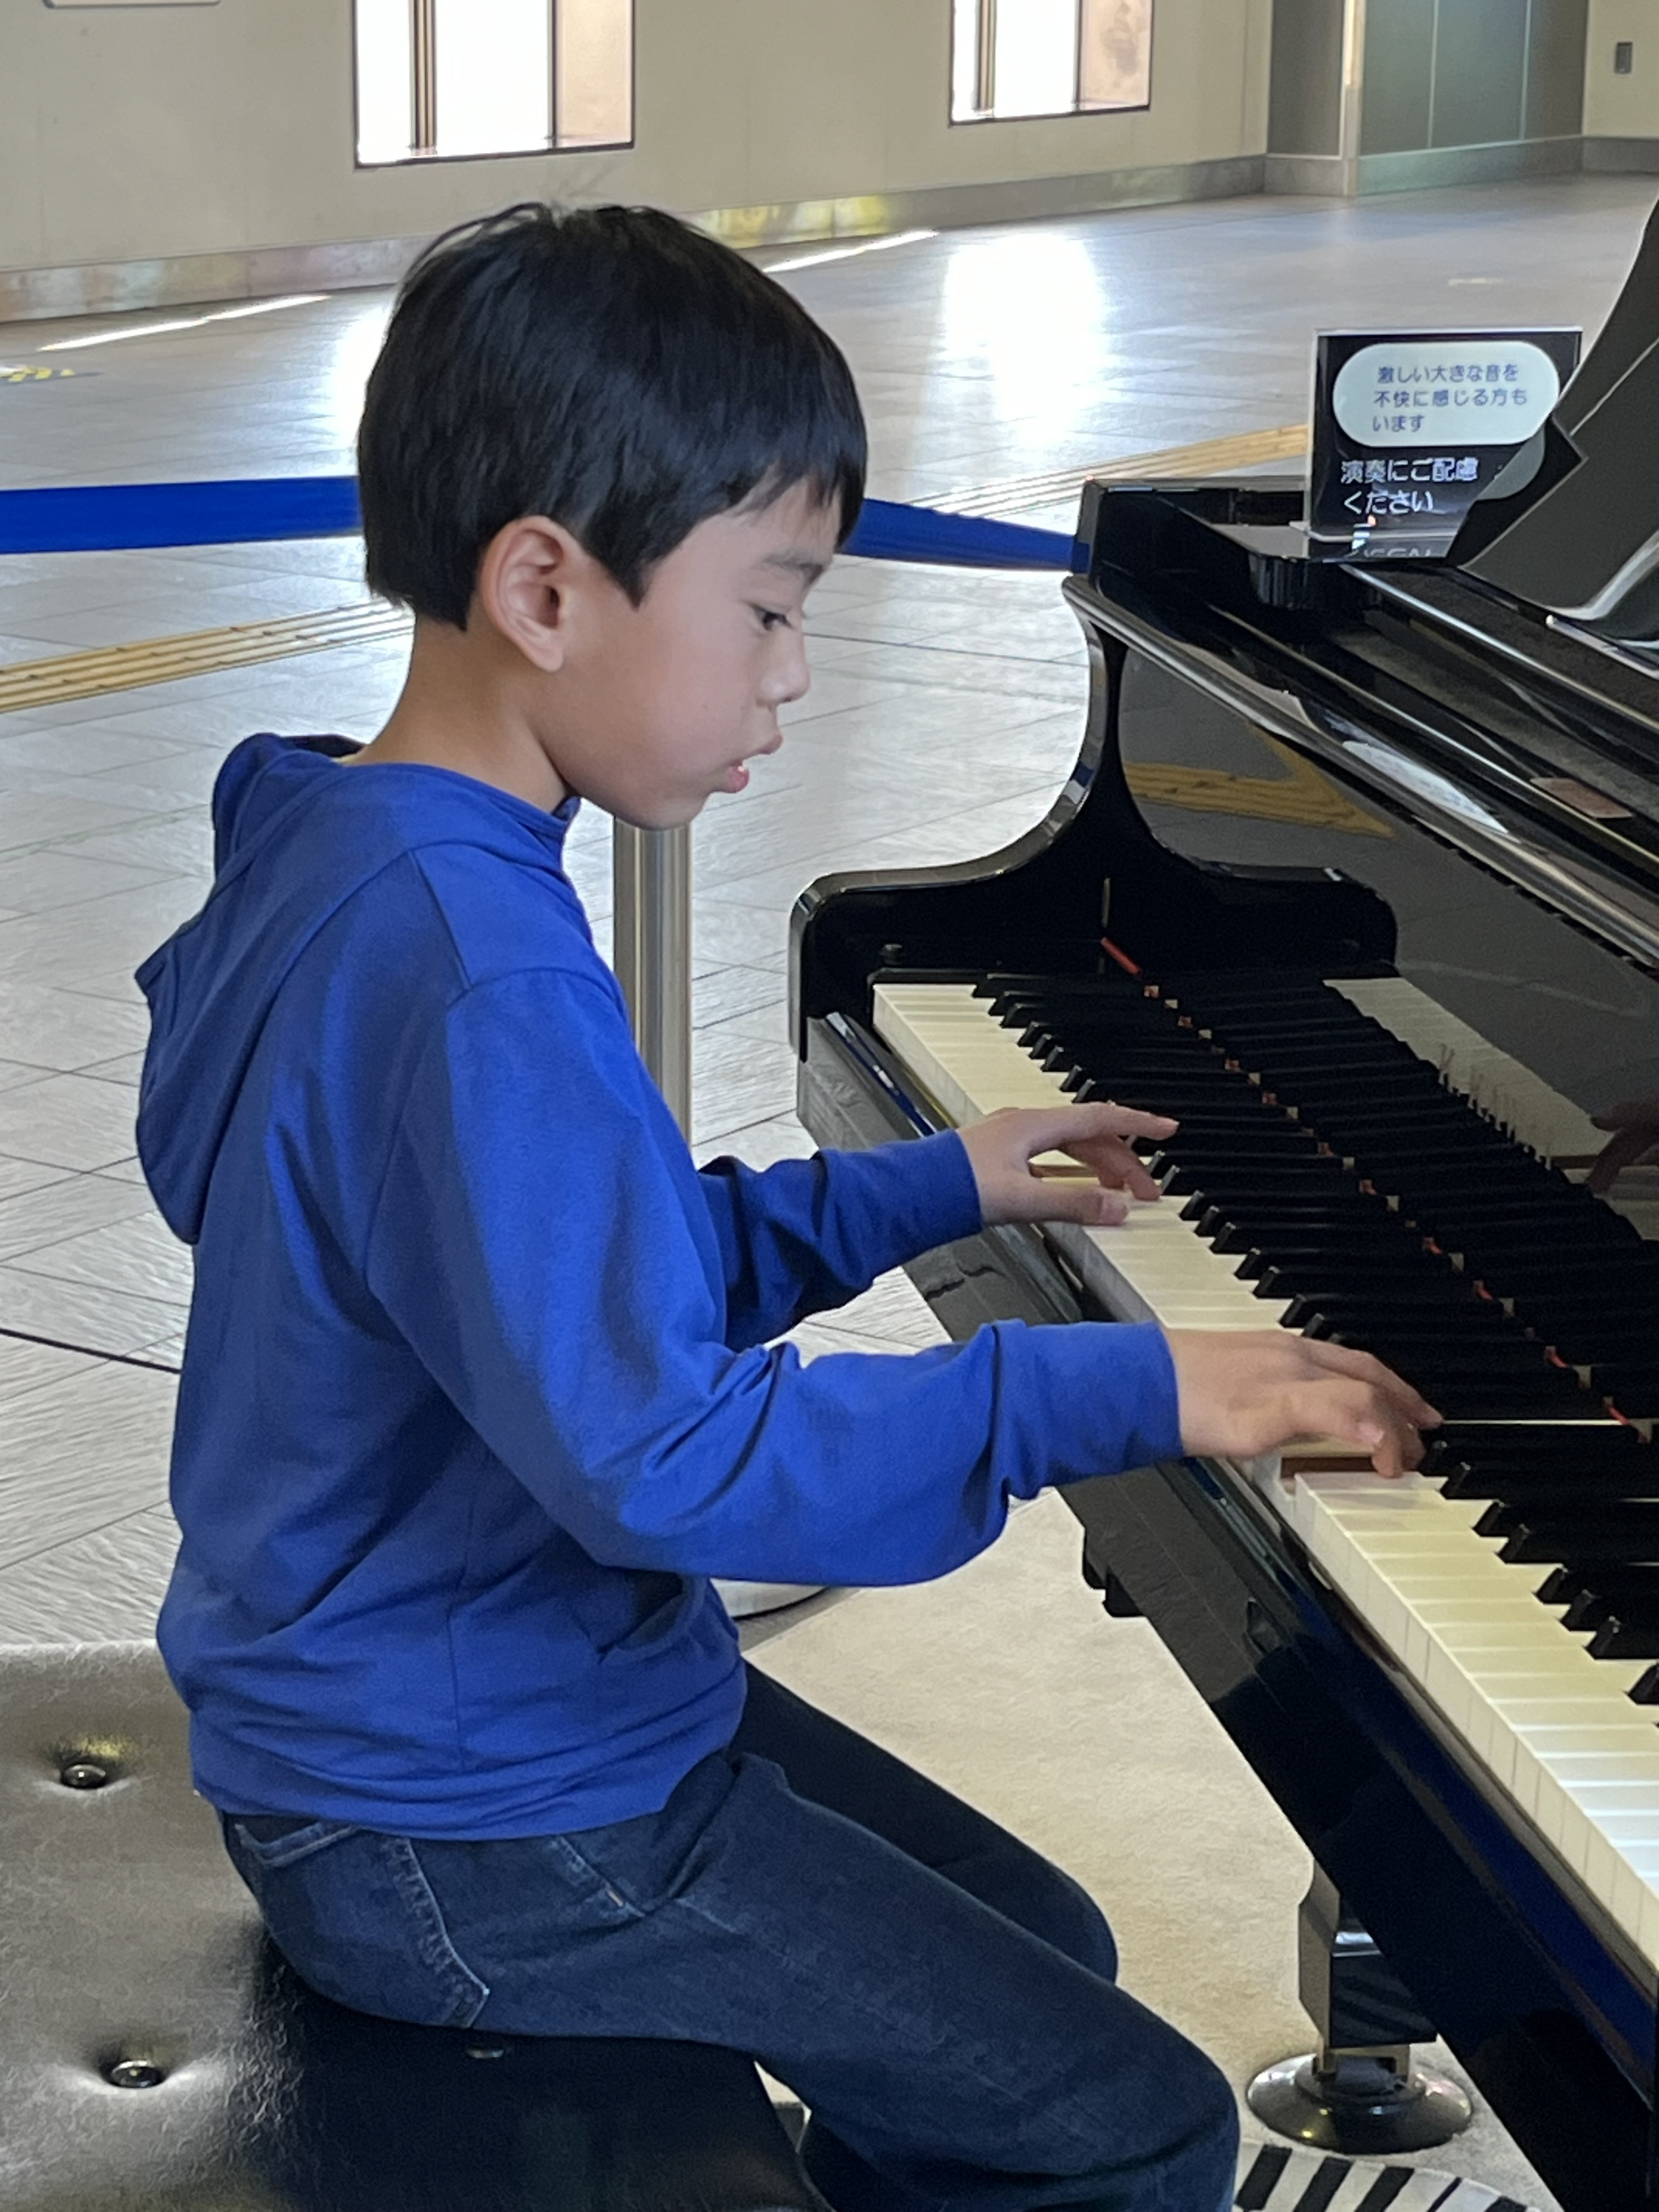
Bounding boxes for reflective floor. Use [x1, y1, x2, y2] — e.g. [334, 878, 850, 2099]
[5, 173, 1657, 2207]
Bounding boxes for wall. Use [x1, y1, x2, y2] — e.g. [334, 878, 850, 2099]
[0, 0, 1271, 289]
[1584, 0, 1657, 136]
[1267, 0, 1344, 156]
[1359, 0, 1586, 157]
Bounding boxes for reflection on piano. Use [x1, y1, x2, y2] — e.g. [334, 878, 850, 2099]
[791, 224, 1659, 2212]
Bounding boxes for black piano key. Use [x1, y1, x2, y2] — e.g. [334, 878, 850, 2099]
[1552, 1566, 1659, 1620]
[1438, 1461, 1659, 1503]
[1199, 1204, 1397, 1244]
[1161, 1166, 1357, 1200]
[1537, 1562, 1659, 1607]
[1589, 1617, 1659, 1661]
[1427, 1440, 1646, 1492]
[1183, 1194, 1386, 1229]
[1415, 1194, 1623, 1231]
[1295, 1307, 1560, 1353]
[1480, 1503, 1659, 1564]
[1233, 1248, 1445, 1282]
[1002, 975, 1653, 1454]
[1467, 1240, 1659, 1276]
[1545, 1325, 1659, 1367]
[1255, 1272, 1493, 1311]
[1430, 1421, 1644, 1464]
[1603, 1373, 1659, 1419]
[1147, 1136, 1324, 1165]
[1455, 1479, 1659, 1516]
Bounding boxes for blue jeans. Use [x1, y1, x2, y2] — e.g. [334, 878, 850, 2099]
[222, 1664, 1237, 2211]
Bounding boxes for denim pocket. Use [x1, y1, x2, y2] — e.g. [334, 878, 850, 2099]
[222, 1820, 491, 2029]
[227, 1815, 362, 1872]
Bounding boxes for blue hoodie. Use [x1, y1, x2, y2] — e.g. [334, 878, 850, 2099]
[136, 736, 1182, 1838]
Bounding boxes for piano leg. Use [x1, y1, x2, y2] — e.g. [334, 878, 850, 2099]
[1080, 1541, 1143, 1618]
[1248, 1867, 1473, 2154]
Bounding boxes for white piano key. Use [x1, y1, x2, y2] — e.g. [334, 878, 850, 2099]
[1294, 1466, 1659, 1962]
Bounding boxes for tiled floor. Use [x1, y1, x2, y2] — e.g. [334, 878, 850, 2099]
[5, 172, 1656, 2205]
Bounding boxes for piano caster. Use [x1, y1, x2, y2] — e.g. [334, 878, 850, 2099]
[1247, 2041, 1472, 2157]
[1248, 1870, 1474, 2154]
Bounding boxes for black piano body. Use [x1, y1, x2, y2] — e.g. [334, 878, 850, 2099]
[791, 451, 1659, 2197]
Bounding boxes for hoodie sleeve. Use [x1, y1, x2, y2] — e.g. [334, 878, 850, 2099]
[364, 968, 1183, 1588]
[696, 1136, 983, 1353]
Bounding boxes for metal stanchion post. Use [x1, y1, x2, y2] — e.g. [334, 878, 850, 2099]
[612, 820, 693, 1137]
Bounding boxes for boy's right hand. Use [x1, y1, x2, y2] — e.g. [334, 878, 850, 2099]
[1163, 1330, 1438, 1480]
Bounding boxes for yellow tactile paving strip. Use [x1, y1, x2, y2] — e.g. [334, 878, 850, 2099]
[0, 601, 409, 717]
[939, 422, 1310, 518]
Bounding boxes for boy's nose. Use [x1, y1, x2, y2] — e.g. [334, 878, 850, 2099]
[763, 631, 811, 710]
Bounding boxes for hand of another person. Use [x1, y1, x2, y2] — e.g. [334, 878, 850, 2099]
[960, 1102, 1178, 1229]
[1587, 1097, 1659, 1192]
[1163, 1330, 1440, 1480]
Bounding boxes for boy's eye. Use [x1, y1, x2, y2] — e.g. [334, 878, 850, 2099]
[754, 607, 794, 633]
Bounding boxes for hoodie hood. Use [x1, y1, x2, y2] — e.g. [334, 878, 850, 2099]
[136, 735, 576, 1243]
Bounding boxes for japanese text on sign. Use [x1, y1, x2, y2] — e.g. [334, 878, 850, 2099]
[1331, 338, 1564, 449]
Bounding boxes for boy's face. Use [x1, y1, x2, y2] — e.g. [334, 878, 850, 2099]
[537, 484, 840, 830]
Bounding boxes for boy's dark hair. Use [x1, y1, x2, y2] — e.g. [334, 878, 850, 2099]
[358, 203, 867, 625]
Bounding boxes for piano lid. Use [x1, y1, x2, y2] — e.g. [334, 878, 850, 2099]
[1081, 473, 1659, 981]
[1451, 195, 1659, 634]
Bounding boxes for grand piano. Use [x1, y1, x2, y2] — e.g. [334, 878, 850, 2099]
[791, 213, 1659, 2211]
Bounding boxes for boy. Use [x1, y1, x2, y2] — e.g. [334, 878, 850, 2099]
[136, 205, 1431, 2212]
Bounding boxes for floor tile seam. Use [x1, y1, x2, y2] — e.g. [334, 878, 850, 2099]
[808, 628, 1082, 671]
[61, 1066, 143, 1093]
[0, 810, 205, 866]
[0, 1493, 179, 1584]
[5, 842, 206, 885]
[0, 1321, 179, 1379]
[0, 1347, 120, 1409]
[3, 1242, 190, 1307]
[805, 642, 1085, 686]
[0, 873, 204, 940]
[0, 1053, 127, 1086]
[0, 1150, 144, 1186]
[0, 1205, 162, 1268]
[693, 1108, 809, 1153]
[788, 1324, 920, 1357]
[0, 1045, 150, 1085]
[783, 680, 1080, 729]
[0, 855, 188, 907]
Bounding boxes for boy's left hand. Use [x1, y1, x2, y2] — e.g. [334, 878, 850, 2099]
[960, 1102, 1178, 1229]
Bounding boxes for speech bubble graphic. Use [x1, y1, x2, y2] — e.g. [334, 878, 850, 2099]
[1332, 338, 1564, 449]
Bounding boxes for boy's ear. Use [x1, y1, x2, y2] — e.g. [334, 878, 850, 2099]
[473, 516, 595, 672]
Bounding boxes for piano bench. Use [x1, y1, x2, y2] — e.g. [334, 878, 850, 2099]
[0, 1640, 826, 2212]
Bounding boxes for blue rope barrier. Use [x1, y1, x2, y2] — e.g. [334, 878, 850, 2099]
[0, 475, 1081, 572]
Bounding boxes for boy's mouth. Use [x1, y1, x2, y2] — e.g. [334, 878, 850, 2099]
[721, 730, 783, 793]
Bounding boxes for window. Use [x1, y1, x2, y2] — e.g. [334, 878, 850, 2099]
[951, 0, 1152, 123]
[356, 0, 632, 166]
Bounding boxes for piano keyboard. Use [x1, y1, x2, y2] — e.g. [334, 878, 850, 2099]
[876, 982, 1295, 1333]
[872, 972, 1659, 1970]
[1233, 2138, 1534, 2211]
